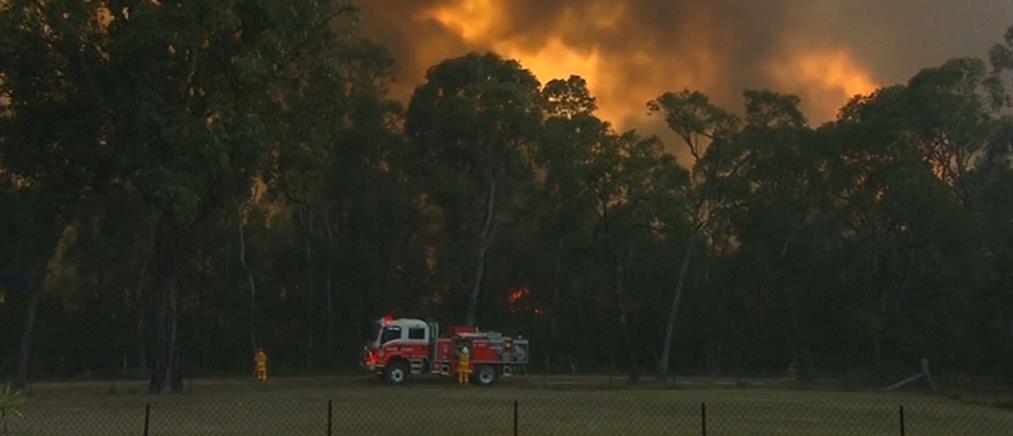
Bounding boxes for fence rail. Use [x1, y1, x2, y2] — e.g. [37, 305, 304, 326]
[5, 395, 1013, 435]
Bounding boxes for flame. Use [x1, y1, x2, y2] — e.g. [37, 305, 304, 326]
[766, 48, 878, 122]
[506, 287, 545, 317]
[506, 287, 529, 315]
[507, 287, 530, 306]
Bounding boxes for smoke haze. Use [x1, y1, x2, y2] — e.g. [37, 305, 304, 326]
[357, 0, 1013, 153]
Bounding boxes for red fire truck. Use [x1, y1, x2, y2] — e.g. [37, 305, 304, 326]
[361, 315, 529, 385]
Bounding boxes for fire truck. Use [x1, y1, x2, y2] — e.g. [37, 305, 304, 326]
[361, 315, 529, 385]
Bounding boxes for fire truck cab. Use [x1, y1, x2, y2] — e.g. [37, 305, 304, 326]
[362, 316, 529, 386]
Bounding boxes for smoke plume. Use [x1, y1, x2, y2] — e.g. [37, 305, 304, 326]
[357, 0, 1012, 156]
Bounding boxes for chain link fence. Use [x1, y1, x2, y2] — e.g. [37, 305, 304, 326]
[5, 394, 1013, 435]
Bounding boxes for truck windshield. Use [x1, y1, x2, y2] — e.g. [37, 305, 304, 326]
[370, 321, 404, 345]
[380, 326, 402, 343]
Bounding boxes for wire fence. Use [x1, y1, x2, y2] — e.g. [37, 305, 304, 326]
[4, 395, 1013, 435]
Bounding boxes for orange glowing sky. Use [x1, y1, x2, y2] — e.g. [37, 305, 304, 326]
[358, 0, 1012, 155]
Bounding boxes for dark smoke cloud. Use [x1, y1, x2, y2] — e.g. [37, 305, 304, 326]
[790, 1, 1013, 81]
[355, 0, 1012, 160]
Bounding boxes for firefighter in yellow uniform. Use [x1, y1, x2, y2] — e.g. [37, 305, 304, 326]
[254, 347, 268, 382]
[457, 346, 472, 385]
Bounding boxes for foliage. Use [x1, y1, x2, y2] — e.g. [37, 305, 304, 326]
[0, 3, 1012, 389]
[0, 385, 25, 434]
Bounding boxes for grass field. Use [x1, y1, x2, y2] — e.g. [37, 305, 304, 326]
[6, 375, 1013, 435]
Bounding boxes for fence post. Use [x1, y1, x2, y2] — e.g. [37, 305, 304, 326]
[700, 402, 707, 436]
[143, 403, 151, 436]
[513, 400, 518, 436]
[327, 400, 333, 436]
[898, 405, 905, 436]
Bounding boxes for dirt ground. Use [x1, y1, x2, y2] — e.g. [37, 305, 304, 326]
[6, 375, 1013, 435]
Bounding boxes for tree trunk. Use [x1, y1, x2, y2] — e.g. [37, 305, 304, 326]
[14, 290, 43, 389]
[466, 177, 497, 327]
[134, 253, 150, 373]
[546, 241, 563, 374]
[148, 278, 183, 393]
[14, 219, 69, 389]
[237, 202, 257, 359]
[325, 215, 336, 368]
[148, 221, 184, 394]
[304, 210, 315, 368]
[614, 247, 639, 383]
[148, 280, 183, 392]
[657, 237, 696, 380]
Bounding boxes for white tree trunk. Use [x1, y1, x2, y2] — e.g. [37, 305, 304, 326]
[466, 177, 497, 327]
[658, 238, 695, 380]
[615, 247, 639, 382]
[236, 202, 257, 359]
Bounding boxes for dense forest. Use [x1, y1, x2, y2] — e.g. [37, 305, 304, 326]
[2, 1, 1012, 393]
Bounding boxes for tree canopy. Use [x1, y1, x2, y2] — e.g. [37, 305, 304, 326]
[2, 2, 1012, 389]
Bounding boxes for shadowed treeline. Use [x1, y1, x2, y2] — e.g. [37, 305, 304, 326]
[1, 1, 1012, 393]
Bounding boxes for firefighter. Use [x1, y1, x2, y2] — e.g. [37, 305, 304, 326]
[457, 346, 472, 385]
[254, 347, 268, 382]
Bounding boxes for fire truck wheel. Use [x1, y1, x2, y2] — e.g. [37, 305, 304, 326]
[385, 361, 409, 385]
[474, 365, 498, 386]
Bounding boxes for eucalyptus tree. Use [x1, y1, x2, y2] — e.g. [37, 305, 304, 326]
[406, 53, 543, 327]
[533, 76, 607, 369]
[647, 90, 738, 379]
[0, 0, 365, 392]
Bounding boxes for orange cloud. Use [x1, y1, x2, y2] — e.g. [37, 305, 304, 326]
[502, 39, 605, 107]
[798, 50, 878, 97]
[416, 0, 504, 43]
[413, 2, 674, 129]
[766, 48, 879, 122]
[415, 3, 613, 118]
[400, 1, 879, 135]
